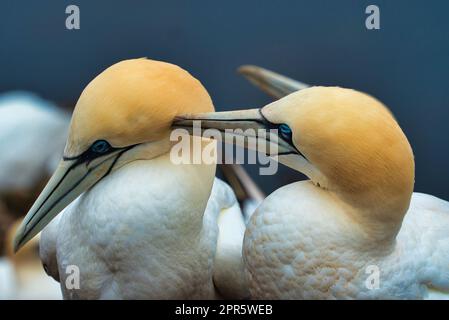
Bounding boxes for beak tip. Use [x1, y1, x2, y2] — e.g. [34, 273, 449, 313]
[237, 65, 260, 76]
[12, 222, 27, 253]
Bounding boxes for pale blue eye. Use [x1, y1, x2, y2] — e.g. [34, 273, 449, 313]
[91, 140, 111, 154]
[279, 124, 292, 141]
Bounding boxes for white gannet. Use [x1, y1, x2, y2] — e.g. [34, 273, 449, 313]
[0, 92, 68, 255]
[1, 220, 62, 299]
[13, 58, 248, 299]
[0, 92, 68, 204]
[174, 84, 449, 299]
[0, 255, 15, 299]
[220, 164, 265, 223]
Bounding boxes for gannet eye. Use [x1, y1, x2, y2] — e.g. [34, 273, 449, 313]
[91, 140, 111, 154]
[278, 124, 293, 142]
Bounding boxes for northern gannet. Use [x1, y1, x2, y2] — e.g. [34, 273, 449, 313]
[13, 58, 248, 299]
[0, 257, 15, 299]
[1, 220, 62, 299]
[220, 164, 265, 223]
[174, 83, 449, 299]
[0, 93, 68, 251]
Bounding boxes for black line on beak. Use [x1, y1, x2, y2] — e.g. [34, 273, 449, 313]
[19, 145, 136, 247]
[173, 110, 307, 159]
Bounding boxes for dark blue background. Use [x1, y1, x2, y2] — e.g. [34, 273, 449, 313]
[1, 0, 448, 199]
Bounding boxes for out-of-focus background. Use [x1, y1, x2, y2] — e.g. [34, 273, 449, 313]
[0, 0, 448, 299]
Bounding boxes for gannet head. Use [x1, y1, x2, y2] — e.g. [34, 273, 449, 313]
[14, 58, 213, 251]
[174, 86, 414, 239]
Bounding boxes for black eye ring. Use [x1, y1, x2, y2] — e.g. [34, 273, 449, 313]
[278, 123, 293, 142]
[91, 140, 111, 154]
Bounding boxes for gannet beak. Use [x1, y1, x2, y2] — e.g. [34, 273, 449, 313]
[13, 149, 126, 252]
[238, 65, 309, 99]
[172, 109, 297, 156]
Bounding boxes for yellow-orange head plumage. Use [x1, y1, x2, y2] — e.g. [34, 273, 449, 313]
[65, 58, 214, 156]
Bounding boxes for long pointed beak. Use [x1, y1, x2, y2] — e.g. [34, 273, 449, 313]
[238, 65, 309, 99]
[13, 149, 125, 252]
[172, 109, 296, 156]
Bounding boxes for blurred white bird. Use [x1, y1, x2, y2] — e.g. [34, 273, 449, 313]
[14, 59, 249, 299]
[0, 219, 61, 300]
[0, 256, 15, 299]
[0, 92, 68, 262]
[0, 92, 68, 193]
[220, 164, 264, 223]
[175, 70, 449, 299]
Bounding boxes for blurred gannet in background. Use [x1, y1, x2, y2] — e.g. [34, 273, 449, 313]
[0, 220, 61, 299]
[0, 255, 15, 299]
[0, 92, 68, 253]
[13, 58, 248, 299]
[220, 164, 264, 223]
[174, 76, 449, 299]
